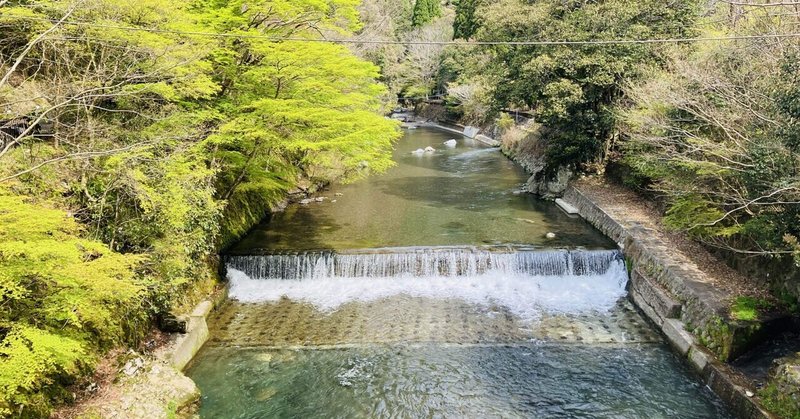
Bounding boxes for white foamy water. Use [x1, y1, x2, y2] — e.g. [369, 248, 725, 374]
[226, 250, 628, 320]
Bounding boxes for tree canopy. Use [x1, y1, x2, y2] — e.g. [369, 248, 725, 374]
[0, 0, 399, 414]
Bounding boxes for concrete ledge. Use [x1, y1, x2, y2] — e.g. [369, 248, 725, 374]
[663, 318, 696, 356]
[562, 187, 627, 243]
[474, 134, 500, 146]
[706, 362, 776, 419]
[170, 300, 213, 371]
[555, 198, 579, 215]
[562, 181, 776, 418]
[629, 268, 682, 324]
[689, 345, 714, 374]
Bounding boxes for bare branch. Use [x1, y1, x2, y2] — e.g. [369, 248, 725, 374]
[0, 1, 82, 88]
[0, 142, 155, 183]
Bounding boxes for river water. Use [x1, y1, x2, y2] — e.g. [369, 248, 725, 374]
[187, 127, 730, 418]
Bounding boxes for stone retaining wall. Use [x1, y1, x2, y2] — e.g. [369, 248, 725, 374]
[562, 184, 775, 419]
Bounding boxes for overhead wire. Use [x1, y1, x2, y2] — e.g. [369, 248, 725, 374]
[4, 15, 800, 46]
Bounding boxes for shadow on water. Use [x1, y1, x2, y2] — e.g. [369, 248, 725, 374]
[229, 205, 344, 253]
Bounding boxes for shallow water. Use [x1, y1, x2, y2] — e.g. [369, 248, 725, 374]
[188, 343, 729, 419]
[190, 127, 731, 418]
[230, 128, 614, 252]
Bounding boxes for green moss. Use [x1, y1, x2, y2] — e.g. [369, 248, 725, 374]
[624, 256, 634, 274]
[700, 316, 733, 362]
[731, 296, 772, 321]
[760, 382, 800, 419]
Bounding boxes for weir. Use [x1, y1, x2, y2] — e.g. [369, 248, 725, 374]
[188, 127, 732, 418]
[224, 247, 624, 280]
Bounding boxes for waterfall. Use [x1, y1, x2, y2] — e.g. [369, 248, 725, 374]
[225, 247, 623, 280]
[223, 247, 629, 319]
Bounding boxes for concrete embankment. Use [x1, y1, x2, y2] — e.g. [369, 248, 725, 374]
[562, 179, 775, 419]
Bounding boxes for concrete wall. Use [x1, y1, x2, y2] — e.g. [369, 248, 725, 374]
[562, 185, 775, 419]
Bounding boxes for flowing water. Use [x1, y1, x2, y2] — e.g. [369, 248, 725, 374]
[229, 128, 613, 252]
[187, 128, 730, 418]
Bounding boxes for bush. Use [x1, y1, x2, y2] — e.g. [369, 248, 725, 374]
[0, 190, 146, 416]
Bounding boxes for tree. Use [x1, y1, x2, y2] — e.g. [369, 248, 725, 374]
[620, 8, 800, 260]
[0, 0, 399, 413]
[453, 0, 484, 39]
[411, 0, 442, 27]
[464, 0, 697, 171]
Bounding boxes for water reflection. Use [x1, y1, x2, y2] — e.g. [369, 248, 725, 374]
[230, 128, 614, 253]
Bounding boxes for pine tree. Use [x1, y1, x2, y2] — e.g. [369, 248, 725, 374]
[453, 0, 483, 39]
[411, 0, 442, 27]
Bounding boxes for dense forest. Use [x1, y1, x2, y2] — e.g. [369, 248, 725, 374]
[1, 0, 799, 416]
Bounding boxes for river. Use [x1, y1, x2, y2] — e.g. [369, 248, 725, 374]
[186, 127, 730, 418]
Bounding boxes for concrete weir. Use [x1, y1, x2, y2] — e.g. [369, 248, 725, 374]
[562, 182, 775, 419]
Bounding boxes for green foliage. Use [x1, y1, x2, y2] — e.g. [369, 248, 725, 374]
[451, 0, 696, 169]
[760, 381, 800, 419]
[0, 191, 146, 416]
[0, 0, 399, 414]
[412, 0, 442, 27]
[453, 0, 484, 39]
[496, 113, 515, 131]
[620, 9, 800, 264]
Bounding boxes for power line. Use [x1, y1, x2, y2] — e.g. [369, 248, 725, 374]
[5, 15, 800, 46]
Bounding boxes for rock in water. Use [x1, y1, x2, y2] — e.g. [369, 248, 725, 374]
[424, 146, 435, 153]
[546, 232, 556, 239]
[444, 139, 457, 147]
[411, 148, 425, 155]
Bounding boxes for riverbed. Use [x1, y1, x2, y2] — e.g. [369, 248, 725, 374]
[187, 127, 730, 418]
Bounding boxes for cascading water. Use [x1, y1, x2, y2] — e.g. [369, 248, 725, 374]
[187, 127, 731, 418]
[224, 247, 629, 319]
[225, 247, 623, 279]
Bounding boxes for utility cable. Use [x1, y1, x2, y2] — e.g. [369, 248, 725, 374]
[4, 15, 800, 46]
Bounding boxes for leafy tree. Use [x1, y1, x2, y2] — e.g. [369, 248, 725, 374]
[0, 190, 145, 416]
[0, 0, 399, 413]
[620, 13, 800, 261]
[466, 0, 697, 171]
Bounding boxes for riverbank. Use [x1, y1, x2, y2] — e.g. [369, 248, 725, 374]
[58, 123, 793, 418]
[408, 116, 797, 417]
[562, 176, 799, 418]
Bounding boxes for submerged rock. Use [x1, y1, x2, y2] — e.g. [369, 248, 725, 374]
[444, 139, 457, 147]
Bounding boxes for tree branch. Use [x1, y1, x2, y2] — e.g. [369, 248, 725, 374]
[0, 1, 81, 88]
[0, 142, 155, 183]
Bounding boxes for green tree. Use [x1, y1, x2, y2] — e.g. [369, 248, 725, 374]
[0, 0, 399, 414]
[453, 0, 483, 39]
[411, 0, 442, 27]
[469, 0, 697, 170]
